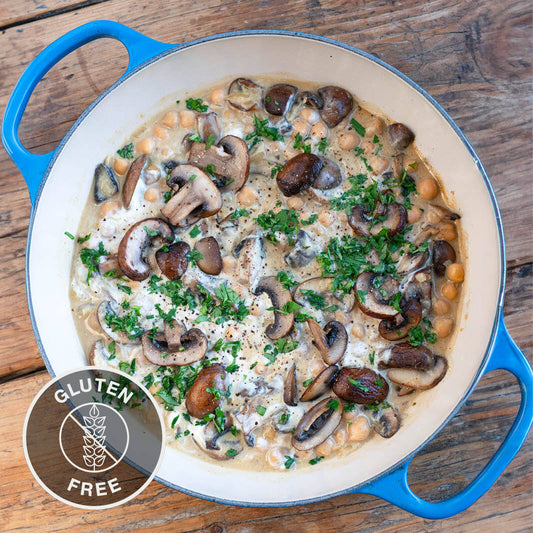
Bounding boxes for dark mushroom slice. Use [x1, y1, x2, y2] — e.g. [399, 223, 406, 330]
[193, 236, 223, 275]
[366, 406, 401, 438]
[402, 268, 432, 309]
[294, 277, 355, 313]
[263, 83, 298, 116]
[197, 112, 223, 144]
[313, 156, 343, 190]
[355, 272, 400, 319]
[185, 364, 226, 419]
[284, 363, 298, 406]
[433, 240, 456, 276]
[276, 153, 323, 196]
[387, 356, 448, 390]
[188, 135, 250, 192]
[93, 163, 119, 203]
[122, 155, 147, 208]
[426, 204, 461, 222]
[234, 232, 265, 289]
[307, 319, 348, 365]
[193, 419, 244, 461]
[388, 123, 415, 152]
[156, 241, 190, 280]
[254, 276, 294, 340]
[88, 339, 112, 366]
[118, 218, 173, 281]
[284, 230, 319, 268]
[392, 153, 405, 179]
[291, 396, 342, 451]
[333, 367, 389, 404]
[396, 251, 429, 275]
[97, 301, 141, 345]
[297, 91, 323, 109]
[300, 365, 339, 402]
[349, 201, 407, 238]
[98, 254, 124, 278]
[227, 78, 263, 111]
[317, 86, 354, 127]
[379, 343, 436, 371]
[378, 300, 422, 341]
[142, 326, 207, 367]
[161, 168, 222, 226]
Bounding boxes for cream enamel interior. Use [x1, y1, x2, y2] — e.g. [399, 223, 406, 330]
[27, 34, 501, 504]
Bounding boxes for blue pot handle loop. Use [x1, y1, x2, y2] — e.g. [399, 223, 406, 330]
[358, 312, 532, 519]
[1, 20, 173, 205]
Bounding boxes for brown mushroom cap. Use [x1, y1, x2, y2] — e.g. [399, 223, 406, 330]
[118, 218, 173, 281]
[317, 86, 354, 127]
[122, 155, 147, 208]
[227, 78, 263, 111]
[276, 153, 323, 196]
[378, 299, 422, 341]
[186, 364, 226, 418]
[300, 365, 339, 402]
[307, 319, 348, 365]
[284, 363, 298, 406]
[388, 123, 415, 151]
[313, 156, 343, 190]
[387, 356, 448, 390]
[355, 272, 400, 319]
[379, 343, 436, 371]
[264, 83, 298, 116]
[349, 201, 407, 238]
[188, 135, 250, 192]
[433, 240, 456, 276]
[367, 406, 401, 438]
[156, 241, 190, 280]
[195, 236, 223, 275]
[197, 112, 223, 144]
[254, 276, 294, 339]
[333, 367, 389, 404]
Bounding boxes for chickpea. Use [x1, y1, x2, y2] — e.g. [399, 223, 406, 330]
[161, 111, 178, 128]
[360, 140, 374, 155]
[334, 428, 347, 446]
[417, 177, 439, 200]
[433, 298, 451, 316]
[338, 132, 359, 151]
[153, 125, 169, 140]
[311, 121, 328, 139]
[438, 222, 458, 242]
[364, 117, 383, 137]
[405, 159, 419, 172]
[136, 138, 154, 155]
[249, 302, 263, 316]
[160, 147, 170, 157]
[407, 205, 423, 224]
[369, 156, 389, 175]
[113, 157, 129, 175]
[434, 317, 454, 338]
[237, 185, 259, 207]
[179, 109, 196, 128]
[291, 119, 310, 138]
[441, 281, 458, 300]
[144, 164, 160, 185]
[266, 446, 289, 469]
[318, 209, 334, 227]
[300, 107, 320, 124]
[446, 263, 464, 283]
[99, 200, 120, 218]
[351, 322, 365, 339]
[343, 409, 360, 422]
[287, 196, 304, 210]
[314, 436, 335, 457]
[222, 255, 237, 273]
[347, 416, 371, 442]
[144, 187, 159, 202]
[295, 449, 313, 461]
[254, 363, 267, 375]
[99, 220, 116, 238]
[334, 310, 351, 326]
[224, 325, 242, 341]
[209, 87, 226, 105]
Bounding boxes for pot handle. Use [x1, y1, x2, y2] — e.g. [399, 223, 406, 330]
[1, 20, 174, 204]
[357, 312, 532, 519]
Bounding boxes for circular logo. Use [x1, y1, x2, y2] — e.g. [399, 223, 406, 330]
[23, 367, 164, 509]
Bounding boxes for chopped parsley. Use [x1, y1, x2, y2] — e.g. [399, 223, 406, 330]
[348, 378, 370, 392]
[186, 249, 203, 266]
[293, 132, 312, 153]
[80, 241, 108, 283]
[276, 271, 299, 290]
[117, 284, 132, 295]
[309, 456, 325, 465]
[194, 283, 249, 325]
[408, 320, 438, 346]
[326, 398, 340, 410]
[350, 118, 366, 137]
[270, 163, 283, 179]
[77, 234, 91, 244]
[299, 289, 338, 312]
[284, 456, 296, 469]
[189, 225, 201, 238]
[205, 134, 215, 149]
[256, 405, 267, 416]
[225, 448, 238, 457]
[231, 208, 250, 220]
[256, 208, 300, 245]
[185, 97, 208, 112]
[245, 115, 284, 149]
[263, 337, 299, 366]
[64, 231, 75, 240]
[302, 378, 314, 387]
[316, 137, 328, 154]
[117, 142, 134, 159]
[105, 305, 142, 340]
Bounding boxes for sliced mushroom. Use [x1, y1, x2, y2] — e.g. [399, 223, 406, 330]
[387, 355, 448, 390]
[307, 319, 348, 365]
[164, 321, 183, 351]
[276, 153, 323, 196]
[97, 301, 141, 344]
[378, 300, 422, 341]
[300, 365, 339, 402]
[98, 254, 123, 278]
[118, 218, 173, 281]
[379, 343, 436, 371]
[333, 367, 389, 404]
[161, 168, 222, 226]
[294, 277, 355, 313]
[194, 236, 223, 275]
[193, 419, 244, 461]
[366, 406, 400, 438]
[432, 240, 456, 276]
[355, 272, 400, 319]
[197, 112, 223, 144]
[349, 201, 407, 238]
[284, 230, 319, 268]
[291, 396, 342, 451]
[388, 123, 415, 152]
[188, 135, 250, 192]
[317, 86, 354, 127]
[297, 91, 324, 109]
[122, 155, 147, 208]
[313, 156, 343, 190]
[227, 78, 263, 111]
[185, 364, 226, 418]
[263, 83, 298, 116]
[254, 276, 294, 340]
[397, 251, 428, 275]
[284, 363, 298, 406]
[425, 204, 461, 223]
[93, 163, 118, 203]
[142, 326, 207, 366]
[88, 339, 112, 366]
[155, 241, 190, 280]
[234, 232, 265, 289]
[402, 268, 432, 309]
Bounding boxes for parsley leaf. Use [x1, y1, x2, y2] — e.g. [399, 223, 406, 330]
[350, 118, 366, 137]
[245, 115, 284, 149]
[80, 242, 108, 283]
[186, 97, 208, 112]
[117, 142, 134, 159]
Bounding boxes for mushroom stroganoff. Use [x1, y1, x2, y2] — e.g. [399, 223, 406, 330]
[69, 77, 464, 471]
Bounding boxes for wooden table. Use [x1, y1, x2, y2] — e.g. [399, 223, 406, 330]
[0, 1, 531, 531]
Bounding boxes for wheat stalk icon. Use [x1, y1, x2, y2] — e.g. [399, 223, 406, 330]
[82, 404, 107, 470]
